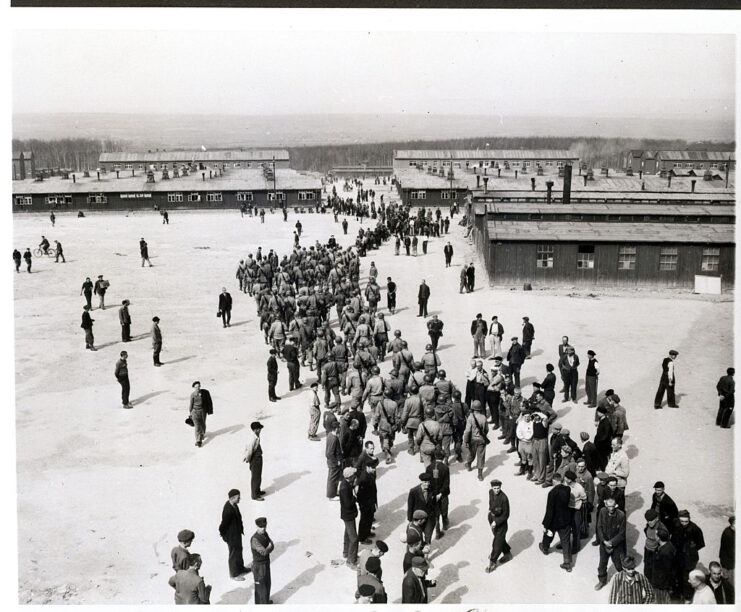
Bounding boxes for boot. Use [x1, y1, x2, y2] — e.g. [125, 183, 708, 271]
[477, 469, 484, 481]
[466, 462, 472, 472]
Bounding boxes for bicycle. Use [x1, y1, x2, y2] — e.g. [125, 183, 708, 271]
[33, 247, 57, 258]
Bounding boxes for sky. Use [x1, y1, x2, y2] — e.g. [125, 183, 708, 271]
[8, 12, 739, 120]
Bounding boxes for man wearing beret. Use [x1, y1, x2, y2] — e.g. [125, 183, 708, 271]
[643, 509, 667, 584]
[189, 381, 213, 448]
[654, 349, 679, 409]
[672, 509, 705, 603]
[356, 556, 387, 604]
[168, 553, 211, 605]
[219, 489, 250, 580]
[243, 421, 266, 501]
[356, 583, 376, 604]
[339, 467, 360, 569]
[408, 473, 439, 545]
[402, 556, 435, 604]
[487, 480, 512, 572]
[595, 496, 626, 590]
[171, 529, 195, 572]
[608, 555, 654, 604]
[250, 517, 274, 604]
[357, 540, 388, 584]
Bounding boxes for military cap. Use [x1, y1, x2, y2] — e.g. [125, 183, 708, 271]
[471, 400, 483, 412]
[438, 369, 446, 377]
[177, 529, 195, 543]
[587, 350, 596, 356]
[255, 517, 267, 527]
[394, 330, 401, 336]
[425, 343, 433, 350]
[251, 421, 264, 431]
[434, 448, 445, 460]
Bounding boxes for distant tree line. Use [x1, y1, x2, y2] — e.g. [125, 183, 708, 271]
[13, 136, 734, 174]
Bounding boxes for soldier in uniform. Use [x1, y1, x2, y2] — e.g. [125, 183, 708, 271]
[464, 400, 490, 481]
[415, 407, 442, 468]
[427, 315, 444, 351]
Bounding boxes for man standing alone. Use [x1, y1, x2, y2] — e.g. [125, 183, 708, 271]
[80, 277, 94, 309]
[81, 305, 96, 351]
[140, 237, 153, 267]
[189, 381, 213, 447]
[522, 317, 535, 359]
[151, 316, 163, 366]
[267, 349, 280, 402]
[119, 299, 132, 342]
[219, 287, 233, 328]
[443, 242, 453, 267]
[654, 350, 678, 409]
[560, 346, 580, 403]
[585, 350, 600, 407]
[417, 280, 430, 318]
[716, 367, 735, 428]
[250, 517, 274, 604]
[243, 421, 266, 501]
[219, 489, 250, 581]
[115, 351, 132, 408]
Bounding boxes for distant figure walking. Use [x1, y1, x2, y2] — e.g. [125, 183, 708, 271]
[654, 350, 679, 409]
[23, 248, 32, 273]
[81, 305, 96, 350]
[140, 237, 153, 267]
[12, 249, 21, 273]
[94, 275, 109, 309]
[218, 287, 233, 328]
[50, 211, 56, 226]
[80, 277, 94, 308]
[54, 240, 65, 263]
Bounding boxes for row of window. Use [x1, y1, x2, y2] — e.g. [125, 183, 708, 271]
[410, 190, 458, 200]
[534, 245, 720, 272]
[671, 162, 722, 169]
[408, 160, 565, 168]
[112, 162, 256, 170]
[16, 191, 316, 206]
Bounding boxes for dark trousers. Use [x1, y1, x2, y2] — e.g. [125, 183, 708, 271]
[716, 399, 734, 428]
[85, 328, 95, 349]
[253, 562, 271, 604]
[418, 299, 428, 317]
[423, 513, 438, 544]
[429, 334, 440, 350]
[509, 364, 522, 389]
[485, 390, 501, 427]
[250, 455, 263, 499]
[585, 375, 598, 406]
[268, 377, 278, 400]
[343, 519, 359, 563]
[228, 539, 247, 577]
[221, 309, 232, 327]
[598, 542, 624, 582]
[490, 521, 511, 562]
[358, 504, 375, 541]
[654, 379, 676, 407]
[121, 323, 131, 341]
[117, 375, 130, 405]
[153, 343, 162, 365]
[543, 526, 572, 566]
[327, 463, 342, 498]
[287, 362, 300, 390]
[571, 510, 584, 553]
[84, 292, 92, 309]
[522, 340, 532, 357]
[643, 547, 656, 583]
[563, 370, 578, 401]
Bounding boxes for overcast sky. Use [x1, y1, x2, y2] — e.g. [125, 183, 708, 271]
[11, 16, 737, 120]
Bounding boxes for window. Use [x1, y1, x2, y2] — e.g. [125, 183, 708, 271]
[206, 193, 223, 202]
[441, 191, 457, 199]
[46, 195, 73, 205]
[298, 191, 315, 201]
[236, 192, 254, 202]
[659, 247, 678, 271]
[577, 245, 595, 269]
[557, 161, 564, 168]
[711, 162, 718, 168]
[15, 195, 32, 206]
[125, 164, 133, 170]
[409, 191, 426, 200]
[536, 244, 554, 268]
[701, 248, 720, 272]
[167, 193, 183, 203]
[523, 161, 531, 167]
[86, 194, 107, 204]
[545, 161, 553, 167]
[618, 246, 636, 270]
[267, 192, 285, 201]
[512, 161, 520, 167]
[138, 164, 145, 170]
[409, 161, 416, 167]
[187, 193, 201, 202]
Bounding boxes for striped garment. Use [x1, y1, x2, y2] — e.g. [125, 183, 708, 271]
[608, 571, 655, 604]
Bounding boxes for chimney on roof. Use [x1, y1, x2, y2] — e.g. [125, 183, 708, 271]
[476, 175, 481, 188]
[483, 177, 489, 192]
[691, 179, 696, 193]
[546, 181, 554, 205]
[531, 177, 536, 191]
[562, 164, 572, 204]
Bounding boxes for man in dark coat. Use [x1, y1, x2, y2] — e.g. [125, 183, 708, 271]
[168, 553, 211, 604]
[651, 481, 679, 527]
[650, 527, 676, 604]
[219, 489, 250, 580]
[80, 276, 93, 308]
[580, 432, 599, 475]
[267, 349, 280, 402]
[426, 449, 450, 536]
[325, 420, 343, 499]
[140, 237, 153, 267]
[119, 299, 132, 342]
[283, 337, 302, 391]
[559, 346, 580, 403]
[672, 509, 705, 602]
[522, 317, 535, 359]
[115, 350, 131, 408]
[443, 242, 453, 267]
[654, 349, 678, 409]
[466, 262, 476, 292]
[81, 305, 96, 350]
[506, 337, 526, 388]
[218, 287, 233, 328]
[595, 496, 626, 590]
[250, 517, 274, 604]
[707, 561, 735, 604]
[402, 556, 435, 603]
[487, 479, 512, 572]
[716, 367, 735, 428]
[408, 473, 438, 545]
[719, 515, 735, 584]
[539, 472, 574, 572]
[427, 315, 444, 351]
[23, 248, 32, 273]
[151, 316, 163, 366]
[13, 248, 21, 273]
[339, 467, 360, 569]
[417, 280, 430, 317]
[594, 407, 613, 471]
[356, 443, 379, 543]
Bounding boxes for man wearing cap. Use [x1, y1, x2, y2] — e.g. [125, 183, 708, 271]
[427, 314, 444, 351]
[559, 346, 580, 403]
[81, 304, 96, 351]
[594, 407, 614, 472]
[608, 395, 629, 440]
[471, 313, 488, 359]
[250, 517, 274, 604]
[408, 474, 438, 545]
[357, 540, 388, 584]
[580, 432, 598, 476]
[267, 349, 280, 402]
[595, 496, 627, 590]
[506, 337, 526, 388]
[402, 556, 435, 604]
[650, 481, 679, 527]
[326, 420, 343, 500]
[388, 329, 404, 355]
[464, 400, 490, 481]
[608, 555, 654, 604]
[219, 489, 250, 580]
[540, 472, 574, 573]
[188, 381, 213, 447]
[356, 557, 387, 604]
[716, 367, 735, 428]
[339, 467, 360, 569]
[119, 299, 132, 342]
[416, 407, 442, 468]
[522, 317, 535, 359]
[643, 508, 667, 584]
[243, 422, 266, 501]
[420, 345, 441, 381]
[672, 509, 705, 602]
[93, 274, 108, 310]
[151, 316, 163, 366]
[487, 480, 512, 572]
[426, 448, 451, 536]
[417, 279, 430, 318]
[651, 527, 677, 604]
[584, 350, 599, 407]
[356, 582, 377, 604]
[654, 350, 679, 409]
[171, 529, 195, 571]
[168, 553, 211, 605]
[356, 444, 379, 543]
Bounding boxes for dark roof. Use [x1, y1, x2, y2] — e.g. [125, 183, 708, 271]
[394, 149, 578, 160]
[99, 150, 289, 163]
[487, 220, 734, 244]
[656, 150, 735, 162]
[488, 203, 735, 217]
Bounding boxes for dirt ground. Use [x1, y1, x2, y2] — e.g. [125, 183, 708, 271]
[11, 182, 735, 605]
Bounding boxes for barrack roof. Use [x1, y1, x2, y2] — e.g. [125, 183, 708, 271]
[394, 149, 578, 160]
[99, 150, 290, 163]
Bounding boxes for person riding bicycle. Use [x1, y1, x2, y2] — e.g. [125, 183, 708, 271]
[39, 236, 50, 255]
